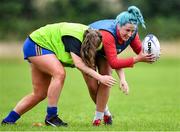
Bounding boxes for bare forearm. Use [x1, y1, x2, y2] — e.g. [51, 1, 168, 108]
[116, 68, 126, 81]
[71, 52, 116, 87]
[116, 68, 129, 95]
[70, 52, 102, 81]
[76, 62, 102, 81]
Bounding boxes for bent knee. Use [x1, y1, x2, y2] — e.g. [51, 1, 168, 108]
[33, 93, 47, 101]
[53, 70, 66, 81]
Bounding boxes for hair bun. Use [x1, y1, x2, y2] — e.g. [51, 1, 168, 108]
[128, 6, 140, 16]
[128, 6, 146, 28]
[115, 5, 146, 29]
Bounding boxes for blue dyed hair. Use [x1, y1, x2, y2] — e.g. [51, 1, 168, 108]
[116, 6, 146, 29]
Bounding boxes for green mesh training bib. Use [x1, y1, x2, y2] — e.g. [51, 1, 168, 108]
[30, 22, 88, 65]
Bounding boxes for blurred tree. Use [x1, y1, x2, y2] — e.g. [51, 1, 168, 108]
[0, 0, 38, 20]
[21, 0, 36, 19]
[0, 0, 22, 19]
[0, 0, 38, 40]
[121, 0, 180, 40]
[0, 0, 179, 40]
[40, 0, 120, 24]
[121, 0, 180, 18]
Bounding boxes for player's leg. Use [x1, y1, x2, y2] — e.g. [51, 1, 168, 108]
[2, 38, 66, 126]
[1, 58, 51, 124]
[93, 56, 113, 126]
[1, 54, 67, 126]
[14, 63, 51, 115]
[29, 54, 67, 127]
[81, 72, 99, 103]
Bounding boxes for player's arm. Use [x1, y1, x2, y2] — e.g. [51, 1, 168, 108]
[70, 52, 116, 87]
[102, 31, 155, 67]
[131, 33, 156, 63]
[115, 68, 129, 95]
[130, 33, 142, 54]
[63, 35, 116, 87]
[101, 31, 134, 69]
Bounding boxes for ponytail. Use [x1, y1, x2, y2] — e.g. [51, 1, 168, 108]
[80, 29, 102, 69]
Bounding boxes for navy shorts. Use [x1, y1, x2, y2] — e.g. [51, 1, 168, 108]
[23, 37, 54, 60]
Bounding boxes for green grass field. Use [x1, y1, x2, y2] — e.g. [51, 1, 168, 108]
[0, 56, 180, 131]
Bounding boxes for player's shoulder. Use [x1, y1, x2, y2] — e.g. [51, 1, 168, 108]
[100, 30, 114, 40]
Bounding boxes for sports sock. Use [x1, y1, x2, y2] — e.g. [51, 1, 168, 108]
[3, 110, 20, 123]
[104, 105, 111, 116]
[93, 111, 104, 121]
[47, 106, 57, 118]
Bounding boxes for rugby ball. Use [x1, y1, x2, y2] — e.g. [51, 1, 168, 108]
[142, 34, 160, 60]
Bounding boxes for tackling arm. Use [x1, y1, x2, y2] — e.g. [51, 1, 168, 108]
[70, 52, 117, 87]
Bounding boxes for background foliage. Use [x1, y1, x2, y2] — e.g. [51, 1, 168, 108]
[0, 0, 180, 41]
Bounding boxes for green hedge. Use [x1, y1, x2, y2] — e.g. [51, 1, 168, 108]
[0, 17, 179, 41]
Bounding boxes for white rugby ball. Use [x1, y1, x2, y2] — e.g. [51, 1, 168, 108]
[142, 34, 160, 60]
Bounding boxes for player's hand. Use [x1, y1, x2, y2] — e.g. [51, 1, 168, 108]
[100, 75, 117, 87]
[119, 79, 129, 95]
[134, 51, 156, 64]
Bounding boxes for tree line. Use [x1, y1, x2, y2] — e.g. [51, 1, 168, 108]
[0, 0, 179, 41]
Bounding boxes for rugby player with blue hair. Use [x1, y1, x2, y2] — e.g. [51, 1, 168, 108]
[87, 6, 155, 126]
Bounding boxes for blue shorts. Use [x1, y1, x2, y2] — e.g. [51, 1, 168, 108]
[23, 37, 54, 60]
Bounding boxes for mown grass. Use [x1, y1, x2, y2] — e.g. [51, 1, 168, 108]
[0, 56, 180, 131]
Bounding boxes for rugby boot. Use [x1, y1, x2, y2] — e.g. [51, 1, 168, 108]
[45, 115, 68, 127]
[103, 115, 112, 125]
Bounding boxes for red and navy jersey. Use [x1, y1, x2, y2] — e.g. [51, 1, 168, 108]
[90, 20, 137, 54]
[89, 19, 142, 69]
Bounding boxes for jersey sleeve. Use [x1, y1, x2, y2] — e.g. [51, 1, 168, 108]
[62, 36, 81, 57]
[130, 33, 142, 54]
[100, 30, 134, 69]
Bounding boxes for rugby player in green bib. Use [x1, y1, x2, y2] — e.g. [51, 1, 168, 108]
[1, 22, 117, 127]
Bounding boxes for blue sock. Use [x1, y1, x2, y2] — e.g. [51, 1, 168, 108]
[3, 111, 20, 123]
[47, 107, 57, 118]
